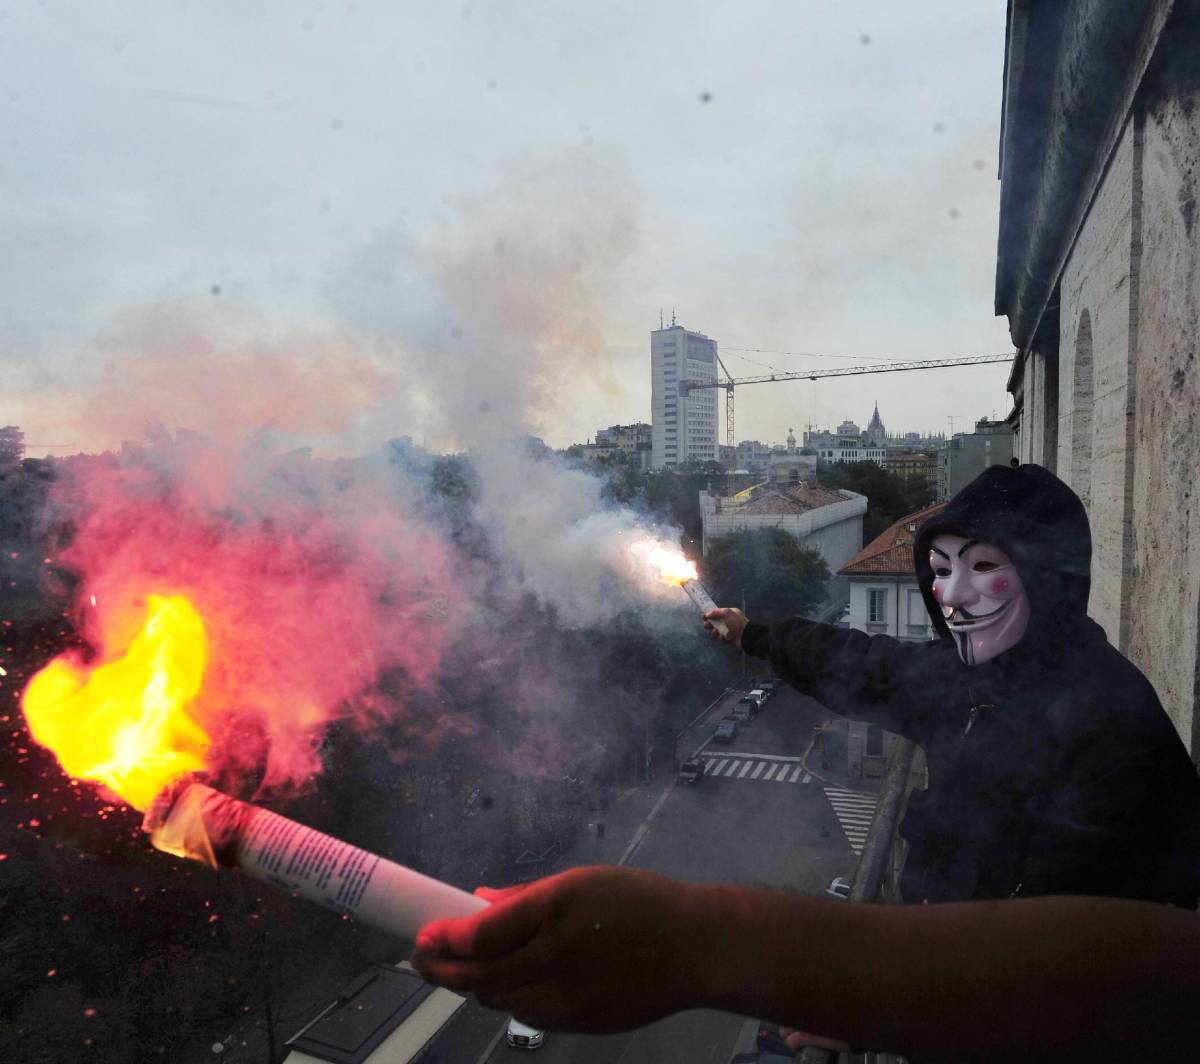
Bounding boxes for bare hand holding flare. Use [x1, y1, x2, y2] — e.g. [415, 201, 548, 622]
[703, 606, 749, 647]
[411, 866, 709, 1033]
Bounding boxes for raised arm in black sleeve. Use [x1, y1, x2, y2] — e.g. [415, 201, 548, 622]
[741, 617, 953, 745]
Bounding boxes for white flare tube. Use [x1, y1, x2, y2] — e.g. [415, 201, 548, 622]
[145, 783, 486, 939]
[681, 579, 729, 637]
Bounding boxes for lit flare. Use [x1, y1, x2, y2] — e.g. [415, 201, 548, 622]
[629, 538, 728, 635]
[630, 538, 699, 586]
[21, 594, 212, 812]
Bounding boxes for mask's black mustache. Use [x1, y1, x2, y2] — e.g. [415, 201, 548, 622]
[945, 600, 1010, 625]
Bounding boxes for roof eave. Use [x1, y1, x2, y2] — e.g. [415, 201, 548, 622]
[995, 0, 1173, 352]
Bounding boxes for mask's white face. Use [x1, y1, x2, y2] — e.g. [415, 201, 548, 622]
[929, 534, 1030, 666]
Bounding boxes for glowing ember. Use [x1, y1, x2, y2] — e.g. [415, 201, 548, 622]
[21, 595, 212, 812]
[630, 539, 699, 586]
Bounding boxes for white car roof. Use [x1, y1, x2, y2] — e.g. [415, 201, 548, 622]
[507, 1018, 544, 1037]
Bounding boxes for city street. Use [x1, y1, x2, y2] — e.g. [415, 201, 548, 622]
[434, 681, 874, 1064]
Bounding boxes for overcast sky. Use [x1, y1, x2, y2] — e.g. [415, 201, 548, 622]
[2, 1, 1014, 456]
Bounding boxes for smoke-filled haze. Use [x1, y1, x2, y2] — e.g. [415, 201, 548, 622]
[2, 0, 1018, 801]
[2, 1, 1013, 455]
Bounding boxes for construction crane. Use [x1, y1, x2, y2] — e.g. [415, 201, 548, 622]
[714, 353, 736, 450]
[678, 352, 1016, 449]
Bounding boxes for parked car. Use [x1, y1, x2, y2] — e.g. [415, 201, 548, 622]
[746, 688, 767, 707]
[826, 875, 852, 900]
[677, 757, 703, 785]
[758, 678, 777, 693]
[732, 701, 756, 723]
[714, 719, 738, 743]
[506, 1017, 545, 1049]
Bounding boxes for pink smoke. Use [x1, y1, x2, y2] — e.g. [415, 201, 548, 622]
[47, 433, 460, 799]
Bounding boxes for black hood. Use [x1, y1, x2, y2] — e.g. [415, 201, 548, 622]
[914, 464, 1093, 653]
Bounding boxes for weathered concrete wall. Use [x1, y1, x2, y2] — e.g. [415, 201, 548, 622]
[701, 494, 866, 577]
[1128, 89, 1200, 751]
[1059, 119, 1138, 645]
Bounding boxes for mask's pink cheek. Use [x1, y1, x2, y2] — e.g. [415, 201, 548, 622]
[991, 576, 1010, 595]
[931, 584, 941, 600]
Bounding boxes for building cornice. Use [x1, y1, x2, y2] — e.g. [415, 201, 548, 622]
[995, 0, 1173, 354]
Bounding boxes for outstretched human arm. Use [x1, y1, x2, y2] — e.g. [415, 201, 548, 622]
[411, 865, 1200, 1062]
[704, 607, 943, 739]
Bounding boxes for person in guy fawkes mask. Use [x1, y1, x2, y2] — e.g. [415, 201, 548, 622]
[705, 463, 1200, 907]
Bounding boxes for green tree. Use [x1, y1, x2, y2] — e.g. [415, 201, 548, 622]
[702, 527, 830, 620]
[599, 462, 643, 506]
[899, 472, 936, 514]
[818, 460, 933, 544]
[0, 425, 25, 465]
[622, 463, 724, 550]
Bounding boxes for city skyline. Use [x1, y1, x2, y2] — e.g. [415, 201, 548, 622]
[3, 2, 1013, 458]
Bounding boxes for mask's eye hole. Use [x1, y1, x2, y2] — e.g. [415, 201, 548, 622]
[972, 560, 999, 573]
[933, 567, 951, 578]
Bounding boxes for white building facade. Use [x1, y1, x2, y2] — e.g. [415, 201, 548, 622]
[836, 503, 946, 779]
[812, 444, 889, 467]
[846, 576, 931, 640]
[839, 505, 947, 640]
[650, 325, 719, 469]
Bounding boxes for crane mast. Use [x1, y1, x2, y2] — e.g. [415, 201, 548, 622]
[714, 353, 736, 449]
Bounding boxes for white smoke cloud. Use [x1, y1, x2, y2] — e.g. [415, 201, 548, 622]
[324, 149, 640, 451]
[471, 443, 690, 628]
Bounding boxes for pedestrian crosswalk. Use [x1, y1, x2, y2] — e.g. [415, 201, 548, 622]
[824, 786, 879, 855]
[701, 755, 812, 784]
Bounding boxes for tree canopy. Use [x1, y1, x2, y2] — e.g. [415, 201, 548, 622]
[0, 425, 26, 465]
[817, 460, 934, 544]
[702, 526, 830, 621]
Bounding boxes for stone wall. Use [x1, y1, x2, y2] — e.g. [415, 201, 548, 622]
[1127, 84, 1200, 751]
[1058, 119, 1138, 647]
[1000, 5, 1200, 755]
[1052, 91, 1200, 747]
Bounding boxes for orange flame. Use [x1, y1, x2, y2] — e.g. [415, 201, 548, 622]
[21, 594, 212, 812]
[630, 538, 699, 587]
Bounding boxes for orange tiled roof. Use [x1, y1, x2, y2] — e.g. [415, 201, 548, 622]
[838, 501, 948, 576]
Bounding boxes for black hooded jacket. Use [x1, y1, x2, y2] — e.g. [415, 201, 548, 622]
[741, 464, 1200, 906]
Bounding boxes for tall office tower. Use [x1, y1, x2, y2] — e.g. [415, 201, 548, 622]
[650, 323, 719, 469]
